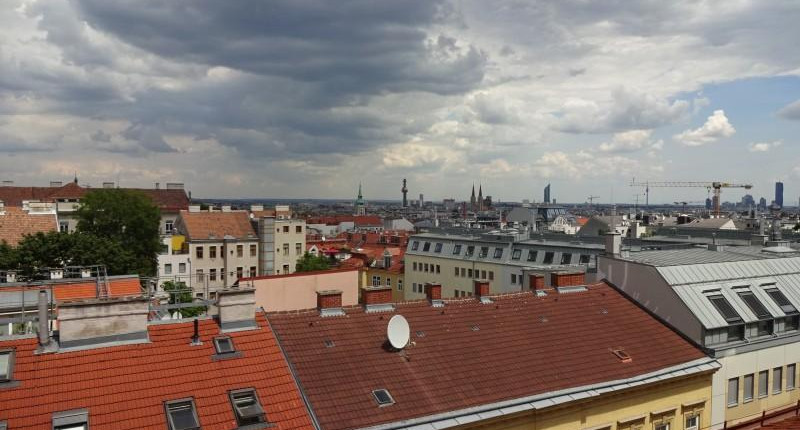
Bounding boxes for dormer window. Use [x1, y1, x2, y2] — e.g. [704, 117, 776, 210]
[765, 288, 798, 315]
[214, 336, 235, 354]
[433, 243, 442, 253]
[229, 388, 266, 426]
[452, 244, 462, 255]
[422, 242, 431, 252]
[708, 294, 743, 324]
[411, 241, 419, 251]
[0, 349, 13, 383]
[738, 291, 771, 320]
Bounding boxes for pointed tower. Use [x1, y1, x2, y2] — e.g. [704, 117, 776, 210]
[401, 178, 408, 208]
[470, 183, 476, 211]
[478, 184, 483, 211]
[355, 183, 366, 215]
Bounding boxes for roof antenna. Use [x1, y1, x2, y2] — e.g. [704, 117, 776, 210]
[73, 171, 78, 184]
[190, 318, 202, 345]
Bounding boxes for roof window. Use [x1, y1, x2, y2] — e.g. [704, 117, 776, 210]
[434, 243, 442, 253]
[229, 388, 266, 426]
[53, 409, 89, 430]
[738, 291, 771, 320]
[422, 242, 431, 252]
[708, 294, 743, 324]
[0, 349, 13, 383]
[611, 348, 632, 363]
[493, 247, 503, 258]
[511, 249, 521, 260]
[324, 339, 335, 348]
[372, 389, 395, 406]
[213, 336, 236, 354]
[479, 247, 488, 258]
[465, 245, 475, 256]
[411, 241, 419, 251]
[165, 399, 200, 430]
[452, 244, 462, 255]
[766, 288, 798, 315]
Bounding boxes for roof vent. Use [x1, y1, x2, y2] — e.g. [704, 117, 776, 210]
[611, 348, 632, 363]
[556, 285, 588, 294]
[372, 389, 395, 407]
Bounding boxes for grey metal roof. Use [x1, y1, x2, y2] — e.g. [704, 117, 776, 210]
[0, 289, 51, 311]
[623, 247, 799, 267]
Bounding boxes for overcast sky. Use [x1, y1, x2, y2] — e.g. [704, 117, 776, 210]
[1, 1, 799, 204]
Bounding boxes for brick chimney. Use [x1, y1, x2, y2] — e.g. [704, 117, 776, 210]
[551, 271, 586, 287]
[474, 280, 492, 303]
[529, 274, 546, 290]
[363, 286, 394, 313]
[216, 288, 257, 332]
[425, 283, 444, 307]
[57, 297, 150, 350]
[317, 290, 343, 312]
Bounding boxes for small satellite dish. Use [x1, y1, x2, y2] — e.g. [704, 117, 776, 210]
[387, 315, 410, 350]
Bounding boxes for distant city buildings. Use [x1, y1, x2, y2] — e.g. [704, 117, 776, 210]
[544, 183, 551, 203]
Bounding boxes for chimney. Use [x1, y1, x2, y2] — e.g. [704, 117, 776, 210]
[102, 182, 114, 189]
[50, 269, 64, 280]
[221, 205, 232, 212]
[57, 297, 150, 350]
[551, 271, 585, 288]
[474, 280, 491, 303]
[317, 290, 344, 317]
[604, 232, 621, 257]
[425, 283, 444, 307]
[529, 274, 546, 291]
[363, 286, 394, 312]
[155, 182, 160, 189]
[80, 268, 92, 278]
[250, 204, 264, 212]
[188, 205, 201, 213]
[5, 271, 16, 283]
[50, 181, 63, 187]
[216, 288, 257, 332]
[37, 289, 49, 347]
[166, 183, 185, 190]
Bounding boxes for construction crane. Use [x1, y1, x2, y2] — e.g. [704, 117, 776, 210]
[586, 195, 599, 208]
[630, 180, 753, 217]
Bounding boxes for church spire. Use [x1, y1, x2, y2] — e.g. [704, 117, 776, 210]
[478, 184, 483, 211]
[470, 183, 476, 210]
[358, 182, 363, 200]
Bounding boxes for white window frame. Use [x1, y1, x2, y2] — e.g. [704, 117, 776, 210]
[164, 398, 200, 430]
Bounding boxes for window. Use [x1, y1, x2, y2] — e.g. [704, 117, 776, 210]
[209, 269, 217, 281]
[434, 243, 442, 253]
[296, 225, 302, 233]
[654, 424, 669, 430]
[372, 276, 380, 287]
[560, 253, 572, 264]
[511, 274, 517, 284]
[493, 248, 503, 258]
[251, 244, 257, 257]
[398, 280, 403, 291]
[411, 241, 419, 251]
[372, 389, 395, 406]
[481, 270, 486, 279]
[543, 252, 554, 264]
[788, 364, 796, 390]
[386, 277, 391, 286]
[512, 249, 521, 260]
[453, 244, 462, 255]
[0, 350, 14, 382]
[708, 294, 743, 324]
[236, 245, 243, 257]
[774, 367, 783, 394]
[455, 267, 459, 276]
[479, 247, 488, 258]
[283, 243, 289, 255]
[423, 242, 431, 252]
[165, 264, 173, 275]
[465, 246, 474, 257]
[282, 264, 289, 273]
[196, 269, 203, 282]
[436, 265, 440, 274]
[579, 254, 591, 264]
[738, 291, 771, 320]
[759, 370, 769, 398]
[53, 409, 89, 430]
[744, 374, 754, 401]
[727, 324, 745, 341]
[214, 336, 235, 354]
[165, 399, 200, 430]
[784, 315, 800, 331]
[527, 250, 538, 262]
[460, 268, 466, 277]
[229, 388, 266, 426]
[728, 377, 739, 406]
[766, 288, 798, 314]
[685, 416, 699, 430]
[468, 269, 473, 278]
[413, 262, 418, 271]
[196, 246, 203, 259]
[179, 263, 186, 273]
[283, 226, 289, 233]
[489, 271, 494, 280]
[209, 246, 217, 259]
[59, 221, 69, 233]
[295, 243, 301, 255]
[250, 266, 256, 277]
[236, 267, 243, 279]
[423, 263, 428, 272]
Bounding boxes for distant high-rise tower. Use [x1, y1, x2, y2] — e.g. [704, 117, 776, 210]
[544, 183, 551, 204]
[355, 183, 366, 215]
[775, 181, 784, 209]
[419, 193, 424, 207]
[401, 178, 408, 208]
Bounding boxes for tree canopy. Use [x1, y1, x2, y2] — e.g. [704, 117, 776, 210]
[295, 252, 331, 272]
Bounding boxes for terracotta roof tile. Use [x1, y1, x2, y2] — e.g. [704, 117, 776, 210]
[0, 185, 189, 211]
[0, 207, 58, 246]
[0, 314, 314, 430]
[179, 210, 256, 240]
[267, 281, 708, 430]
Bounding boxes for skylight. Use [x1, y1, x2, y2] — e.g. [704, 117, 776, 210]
[165, 399, 200, 430]
[708, 295, 743, 324]
[324, 339, 335, 348]
[738, 291, 771, 320]
[0, 350, 13, 383]
[372, 389, 395, 406]
[766, 288, 798, 315]
[213, 336, 236, 354]
[52, 409, 89, 430]
[452, 244, 462, 255]
[230, 388, 266, 426]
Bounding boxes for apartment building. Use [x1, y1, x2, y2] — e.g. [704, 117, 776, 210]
[0, 201, 57, 246]
[268, 281, 719, 430]
[598, 234, 800, 428]
[403, 231, 603, 300]
[175, 208, 259, 296]
[253, 213, 306, 275]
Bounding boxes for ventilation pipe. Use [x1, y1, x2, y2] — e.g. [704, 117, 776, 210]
[38, 289, 49, 346]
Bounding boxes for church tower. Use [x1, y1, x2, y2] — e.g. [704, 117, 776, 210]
[355, 183, 366, 215]
[470, 184, 476, 211]
[478, 184, 483, 211]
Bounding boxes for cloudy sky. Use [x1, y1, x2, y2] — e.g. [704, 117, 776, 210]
[1, 1, 799, 204]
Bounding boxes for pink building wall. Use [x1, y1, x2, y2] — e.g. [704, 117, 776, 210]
[241, 268, 359, 312]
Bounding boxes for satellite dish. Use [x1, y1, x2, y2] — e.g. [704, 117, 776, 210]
[387, 315, 410, 350]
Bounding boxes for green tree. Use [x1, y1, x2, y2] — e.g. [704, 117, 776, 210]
[76, 189, 161, 276]
[295, 252, 331, 272]
[162, 280, 205, 318]
[0, 241, 17, 270]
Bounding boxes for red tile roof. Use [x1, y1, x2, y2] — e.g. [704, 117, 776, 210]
[2, 276, 143, 302]
[267, 281, 709, 430]
[757, 416, 800, 429]
[0, 207, 57, 246]
[179, 210, 256, 240]
[305, 215, 383, 227]
[0, 184, 189, 212]
[0, 314, 314, 430]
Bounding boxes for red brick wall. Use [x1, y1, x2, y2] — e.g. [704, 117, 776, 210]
[473, 281, 490, 297]
[425, 283, 442, 300]
[317, 291, 342, 309]
[364, 287, 392, 305]
[529, 274, 545, 290]
[551, 272, 585, 287]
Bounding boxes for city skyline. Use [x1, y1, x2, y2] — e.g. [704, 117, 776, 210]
[0, 1, 799, 202]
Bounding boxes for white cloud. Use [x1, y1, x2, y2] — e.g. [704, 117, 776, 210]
[748, 140, 782, 152]
[778, 100, 800, 120]
[674, 110, 736, 146]
[531, 150, 663, 180]
[599, 129, 663, 153]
